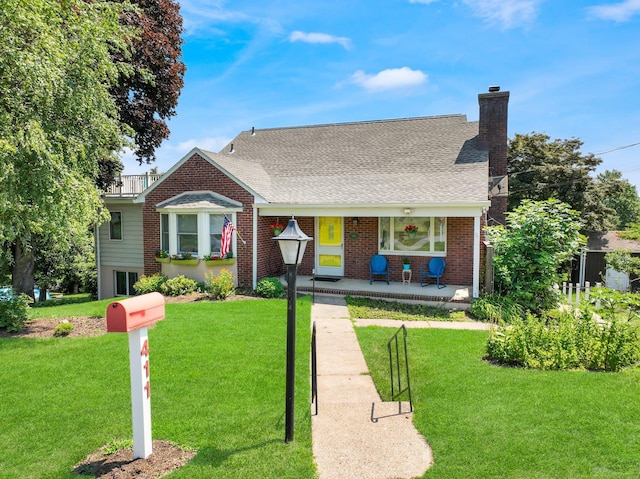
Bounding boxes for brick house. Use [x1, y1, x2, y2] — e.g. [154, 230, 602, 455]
[96, 88, 509, 299]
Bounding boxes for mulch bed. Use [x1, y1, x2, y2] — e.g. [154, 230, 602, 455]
[72, 440, 196, 478]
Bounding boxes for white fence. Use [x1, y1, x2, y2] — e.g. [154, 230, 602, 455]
[557, 282, 600, 306]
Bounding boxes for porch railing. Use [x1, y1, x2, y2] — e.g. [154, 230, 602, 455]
[104, 173, 162, 197]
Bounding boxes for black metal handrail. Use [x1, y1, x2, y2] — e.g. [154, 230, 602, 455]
[388, 324, 413, 412]
[311, 321, 318, 415]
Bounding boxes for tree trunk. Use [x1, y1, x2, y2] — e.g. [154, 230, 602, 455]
[11, 238, 35, 298]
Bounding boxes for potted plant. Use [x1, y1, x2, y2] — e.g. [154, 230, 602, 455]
[154, 249, 170, 263]
[203, 252, 236, 266]
[171, 252, 199, 265]
[404, 224, 418, 239]
[402, 257, 411, 270]
[270, 222, 284, 236]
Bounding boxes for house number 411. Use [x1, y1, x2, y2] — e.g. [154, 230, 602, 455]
[141, 339, 150, 399]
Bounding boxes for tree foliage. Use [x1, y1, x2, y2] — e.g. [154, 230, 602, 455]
[604, 250, 640, 280]
[596, 170, 640, 230]
[0, 0, 135, 294]
[99, 0, 186, 188]
[486, 199, 585, 313]
[508, 133, 621, 231]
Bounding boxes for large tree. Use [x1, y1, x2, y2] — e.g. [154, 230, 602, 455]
[0, 0, 135, 296]
[508, 133, 620, 230]
[596, 169, 640, 230]
[98, 0, 186, 188]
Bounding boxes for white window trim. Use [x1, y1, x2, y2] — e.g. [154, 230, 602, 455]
[378, 217, 447, 256]
[109, 211, 123, 241]
[161, 211, 237, 258]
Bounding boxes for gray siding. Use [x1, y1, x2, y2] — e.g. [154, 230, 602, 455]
[99, 203, 144, 267]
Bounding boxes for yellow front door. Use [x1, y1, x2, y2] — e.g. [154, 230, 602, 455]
[316, 217, 343, 276]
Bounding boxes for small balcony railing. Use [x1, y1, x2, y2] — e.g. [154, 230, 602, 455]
[104, 174, 162, 197]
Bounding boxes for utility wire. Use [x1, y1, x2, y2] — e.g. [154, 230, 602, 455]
[595, 142, 640, 155]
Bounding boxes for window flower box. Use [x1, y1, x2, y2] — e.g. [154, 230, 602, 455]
[203, 253, 235, 266]
[171, 253, 199, 265]
[204, 258, 236, 267]
[154, 249, 170, 263]
[172, 259, 199, 265]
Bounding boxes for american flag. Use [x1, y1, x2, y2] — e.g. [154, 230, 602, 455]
[220, 216, 235, 258]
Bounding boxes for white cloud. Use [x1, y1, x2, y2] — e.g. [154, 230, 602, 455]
[348, 67, 428, 92]
[588, 0, 640, 21]
[174, 137, 232, 153]
[462, 0, 541, 29]
[289, 31, 352, 50]
[409, 0, 439, 4]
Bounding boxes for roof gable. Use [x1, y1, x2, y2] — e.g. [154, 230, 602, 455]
[209, 115, 488, 205]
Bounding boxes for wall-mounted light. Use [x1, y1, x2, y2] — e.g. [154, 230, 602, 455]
[353, 217, 359, 226]
[403, 208, 412, 215]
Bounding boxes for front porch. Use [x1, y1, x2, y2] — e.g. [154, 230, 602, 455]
[283, 275, 472, 308]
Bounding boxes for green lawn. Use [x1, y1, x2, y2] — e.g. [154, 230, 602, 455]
[345, 296, 471, 322]
[0, 298, 315, 479]
[356, 326, 640, 479]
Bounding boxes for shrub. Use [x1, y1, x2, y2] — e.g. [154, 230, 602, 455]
[53, 321, 74, 337]
[206, 269, 235, 300]
[470, 294, 524, 323]
[486, 199, 585, 313]
[486, 309, 640, 371]
[256, 277, 284, 298]
[0, 294, 30, 332]
[133, 273, 168, 295]
[161, 275, 199, 297]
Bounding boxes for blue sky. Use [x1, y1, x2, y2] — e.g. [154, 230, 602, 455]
[122, 0, 640, 189]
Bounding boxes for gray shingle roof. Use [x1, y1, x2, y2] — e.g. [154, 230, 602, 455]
[156, 192, 242, 210]
[205, 114, 488, 205]
[586, 231, 640, 253]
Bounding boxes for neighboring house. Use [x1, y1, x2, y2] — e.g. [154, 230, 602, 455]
[572, 231, 640, 291]
[97, 88, 510, 299]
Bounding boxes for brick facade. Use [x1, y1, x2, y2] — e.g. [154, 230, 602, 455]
[142, 153, 256, 287]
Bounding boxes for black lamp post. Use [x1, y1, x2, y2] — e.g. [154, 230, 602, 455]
[273, 216, 312, 443]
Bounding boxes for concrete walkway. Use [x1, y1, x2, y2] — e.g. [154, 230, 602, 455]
[311, 295, 434, 479]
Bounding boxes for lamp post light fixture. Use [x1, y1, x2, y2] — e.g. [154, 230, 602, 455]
[273, 216, 312, 443]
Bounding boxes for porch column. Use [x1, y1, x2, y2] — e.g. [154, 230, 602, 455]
[252, 206, 258, 290]
[473, 216, 480, 298]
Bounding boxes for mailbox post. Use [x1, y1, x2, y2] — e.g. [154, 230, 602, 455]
[106, 292, 165, 459]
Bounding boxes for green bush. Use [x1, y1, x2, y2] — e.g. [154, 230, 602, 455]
[470, 294, 524, 323]
[206, 269, 235, 300]
[256, 277, 284, 298]
[0, 294, 30, 332]
[161, 275, 199, 297]
[486, 309, 640, 371]
[133, 273, 168, 295]
[53, 321, 74, 337]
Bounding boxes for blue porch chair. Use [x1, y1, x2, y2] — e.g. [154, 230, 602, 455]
[419, 258, 446, 289]
[369, 255, 390, 284]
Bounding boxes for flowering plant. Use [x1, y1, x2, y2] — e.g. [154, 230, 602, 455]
[270, 222, 284, 231]
[203, 253, 220, 261]
[404, 224, 418, 233]
[172, 252, 195, 260]
[154, 249, 169, 258]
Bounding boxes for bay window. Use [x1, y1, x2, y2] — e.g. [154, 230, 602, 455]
[379, 217, 446, 255]
[159, 211, 235, 258]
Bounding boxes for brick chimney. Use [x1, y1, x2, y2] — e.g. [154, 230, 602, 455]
[478, 86, 509, 225]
